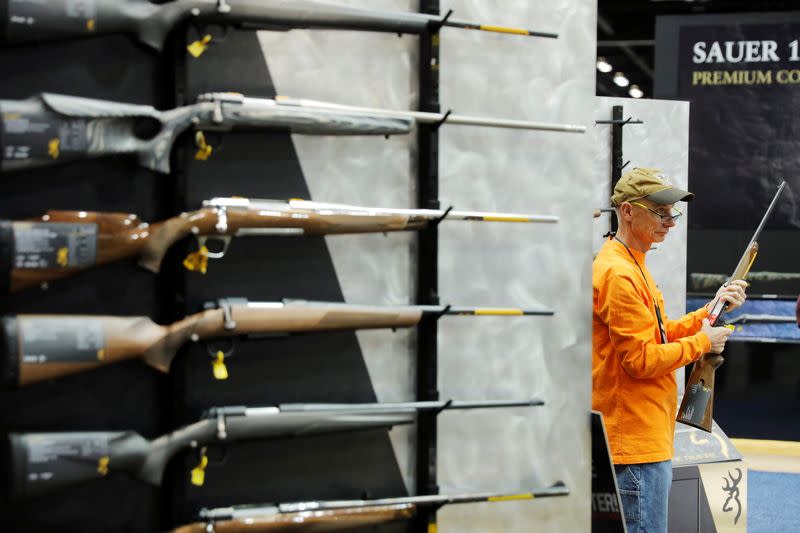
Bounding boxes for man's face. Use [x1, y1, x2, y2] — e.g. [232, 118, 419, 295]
[628, 198, 678, 244]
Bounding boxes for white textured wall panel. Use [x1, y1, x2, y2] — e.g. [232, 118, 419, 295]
[257, 0, 595, 529]
[435, 2, 594, 532]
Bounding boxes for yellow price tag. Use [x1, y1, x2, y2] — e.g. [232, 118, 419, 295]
[183, 245, 210, 274]
[187, 35, 213, 58]
[212, 351, 229, 380]
[194, 131, 213, 161]
[56, 247, 69, 267]
[97, 456, 110, 476]
[48, 138, 60, 159]
[191, 449, 209, 486]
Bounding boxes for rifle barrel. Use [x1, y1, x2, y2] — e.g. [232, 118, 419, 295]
[278, 482, 569, 513]
[277, 399, 544, 412]
[275, 96, 586, 133]
[749, 181, 787, 246]
[443, 20, 558, 39]
[419, 305, 555, 316]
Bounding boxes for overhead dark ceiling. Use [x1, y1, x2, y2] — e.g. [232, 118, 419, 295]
[596, 0, 800, 99]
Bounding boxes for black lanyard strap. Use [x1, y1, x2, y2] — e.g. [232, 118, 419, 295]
[614, 237, 668, 344]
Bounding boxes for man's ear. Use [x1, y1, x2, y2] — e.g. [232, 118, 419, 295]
[618, 202, 633, 220]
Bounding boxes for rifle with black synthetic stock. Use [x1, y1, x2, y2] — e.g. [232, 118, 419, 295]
[0, 299, 553, 386]
[7, 398, 543, 500]
[170, 483, 571, 532]
[2, 198, 558, 293]
[0, 92, 585, 175]
[677, 181, 787, 432]
[0, 0, 559, 56]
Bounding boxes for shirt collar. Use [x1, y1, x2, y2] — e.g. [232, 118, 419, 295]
[609, 237, 647, 264]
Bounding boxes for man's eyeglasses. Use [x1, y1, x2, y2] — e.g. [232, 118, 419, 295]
[631, 202, 682, 223]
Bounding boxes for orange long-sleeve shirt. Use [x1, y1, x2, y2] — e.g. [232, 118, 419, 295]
[592, 238, 711, 464]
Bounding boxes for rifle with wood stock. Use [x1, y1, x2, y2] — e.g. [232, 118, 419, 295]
[8, 398, 544, 499]
[0, 92, 584, 175]
[0, 299, 553, 386]
[170, 483, 571, 532]
[1, 197, 558, 293]
[0, 0, 559, 56]
[677, 181, 787, 432]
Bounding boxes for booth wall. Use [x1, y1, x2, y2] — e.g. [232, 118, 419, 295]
[261, 1, 596, 531]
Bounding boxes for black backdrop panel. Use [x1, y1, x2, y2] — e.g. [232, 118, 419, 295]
[0, 36, 168, 533]
[168, 29, 411, 531]
[655, 13, 800, 230]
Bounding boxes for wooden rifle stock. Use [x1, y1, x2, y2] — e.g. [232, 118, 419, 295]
[170, 504, 415, 533]
[5, 301, 424, 386]
[676, 243, 758, 432]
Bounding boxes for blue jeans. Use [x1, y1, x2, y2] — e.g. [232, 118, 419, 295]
[614, 460, 672, 533]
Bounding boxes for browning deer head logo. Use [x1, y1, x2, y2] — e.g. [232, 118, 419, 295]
[721, 468, 742, 524]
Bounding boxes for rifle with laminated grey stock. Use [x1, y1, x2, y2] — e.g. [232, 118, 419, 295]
[0, 92, 410, 174]
[171, 483, 570, 532]
[0, 92, 584, 175]
[2, 197, 558, 293]
[8, 398, 544, 500]
[0, 298, 553, 386]
[1, 0, 558, 55]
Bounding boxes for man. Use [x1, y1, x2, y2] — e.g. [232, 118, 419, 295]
[592, 167, 747, 533]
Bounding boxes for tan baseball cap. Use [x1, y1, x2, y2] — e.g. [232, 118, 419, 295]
[611, 167, 694, 206]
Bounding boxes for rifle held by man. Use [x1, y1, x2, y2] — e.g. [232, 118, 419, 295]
[171, 483, 570, 532]
[677, 181, 787, 432]
[9, 398, 543, 500]
[3, 197, 558, 292]
[1, 299, 553, 386]
[1, 0, 558, 54]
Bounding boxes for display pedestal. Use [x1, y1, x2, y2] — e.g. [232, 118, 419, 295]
[669, 421, 747, 532]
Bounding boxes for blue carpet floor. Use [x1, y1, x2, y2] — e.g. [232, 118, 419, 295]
[749, 470, 800, 532]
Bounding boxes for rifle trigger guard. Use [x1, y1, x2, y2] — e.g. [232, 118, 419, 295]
[203, 236, 231, 259]
[433, 205, 454, 226]
[206, 337, 235, 358]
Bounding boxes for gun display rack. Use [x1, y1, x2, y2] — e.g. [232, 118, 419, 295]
[0, 4, 577, 532]
[415, 2, 441, 531]
[596, 105, 643, 235]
